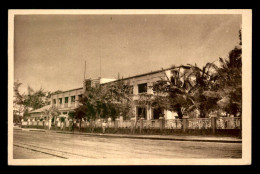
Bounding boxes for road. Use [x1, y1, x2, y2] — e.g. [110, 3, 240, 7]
[13, 129, 242, 159]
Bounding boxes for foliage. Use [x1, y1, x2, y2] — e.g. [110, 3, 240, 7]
[13, 81, 57, 121]
[68, 111, 75, 119]
[23, 86, 49, 110]
[76, 78, 134, 121]
[152, 29, 242, 118]
[13, 114, 23, 123]
[43, 105, 60, 120]
[13, 81, 26, 117]
[214, 30, 242, 117]
[60, 117, 65, 122]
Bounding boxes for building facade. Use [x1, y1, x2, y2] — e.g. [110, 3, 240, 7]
[29, 67, 190, 121]
[50, 87, 84, 117]
[100, 68, 181, 120]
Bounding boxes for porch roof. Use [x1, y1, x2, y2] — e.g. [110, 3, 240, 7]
[29, 105, 52, 114]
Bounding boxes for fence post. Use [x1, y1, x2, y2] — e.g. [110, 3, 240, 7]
[115, 118, 119, 130]
[140, 117, 144, 133]
[69, 119, 72, 131]
[211, 116, 217, 134]
[81, 120, 85, 132]
[131, 117, 135, 134]
[159, 117, 165, 131]
[182, 116, 189, 133]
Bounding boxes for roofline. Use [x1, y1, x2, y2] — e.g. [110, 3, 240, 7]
[53, 87, 83, 95]
[102, 65, 191, 85]
[50, 65, 191, 94]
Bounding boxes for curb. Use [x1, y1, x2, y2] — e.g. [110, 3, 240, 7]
[80, 133, 242, 143]
[18, 128, 242, 143]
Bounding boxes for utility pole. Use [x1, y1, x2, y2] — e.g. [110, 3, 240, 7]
[84, 60, 86, 80]
[99, 56, 101, 78]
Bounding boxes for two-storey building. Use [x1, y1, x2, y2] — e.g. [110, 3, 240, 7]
[29, 66, 191, 121]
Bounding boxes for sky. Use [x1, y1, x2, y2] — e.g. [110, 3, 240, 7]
[14, 14, 241, 94]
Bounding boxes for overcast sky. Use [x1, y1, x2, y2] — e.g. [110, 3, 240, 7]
[14, 14, 241, 94]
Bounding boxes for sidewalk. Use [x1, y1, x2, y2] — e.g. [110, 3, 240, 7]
[15, 127, 242, 143]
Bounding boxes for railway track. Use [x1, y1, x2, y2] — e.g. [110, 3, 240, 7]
[14, 142, 90, 159]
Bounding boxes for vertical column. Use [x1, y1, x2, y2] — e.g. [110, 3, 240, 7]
[147, 106, 152, 120]
[75, 95, 79, 107]
[133, 84, 138, 95]
[115, 118, 119, 130]
[43, 119, 45, 129]
[211, 116, 217, 134]
[56, 95, 58, 107]
[69, 119, 73, 131]
[68, 93, 71, 108]
[131, 117, 135, 133]
[37, 119, 39, 129]
[133, 106, 137, 121]
[159, 116, 165, 131]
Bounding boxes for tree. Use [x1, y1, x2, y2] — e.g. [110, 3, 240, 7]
[13, 81, 26, 121]
[214, 29, 242, 117]
[77, 77, 134, 122]
[23, 86, 49, 110]
[152, 63, 219, 118]
[68, 111, 75, 119]
[102, 79, 134, 120]
[74, 106, 87, 131]
[43, 105, 60, 122]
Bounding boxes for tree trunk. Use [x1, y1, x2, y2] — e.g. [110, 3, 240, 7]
[176, 107, 183, 119]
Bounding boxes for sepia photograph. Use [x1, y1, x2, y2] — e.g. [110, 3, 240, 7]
[8, 9, 252, 165]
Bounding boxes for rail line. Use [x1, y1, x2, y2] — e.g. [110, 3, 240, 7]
[14, 142, 91, 159]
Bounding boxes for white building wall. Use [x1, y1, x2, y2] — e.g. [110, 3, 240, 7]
[164, 110, 178, 119]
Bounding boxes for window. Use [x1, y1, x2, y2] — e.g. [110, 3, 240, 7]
[138, 83, 147, 93]
[53, 99, 56, 104]
[63, 112, 67, 115]
[137, 107, 147, 119]
[59, 98, 62, 104]
[65, 97, 68, 103]
[71, 96, 75, 103]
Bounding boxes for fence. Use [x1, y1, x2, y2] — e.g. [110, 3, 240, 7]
[187, 118, 212, 129]
[143, 119, 161, 129]
[165, 119, 182, 129]
[216, 117, 241, 129]
[21, 117, 241, 134]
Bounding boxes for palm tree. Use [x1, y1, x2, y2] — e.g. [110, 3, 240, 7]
[153, 63, 219, 118]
